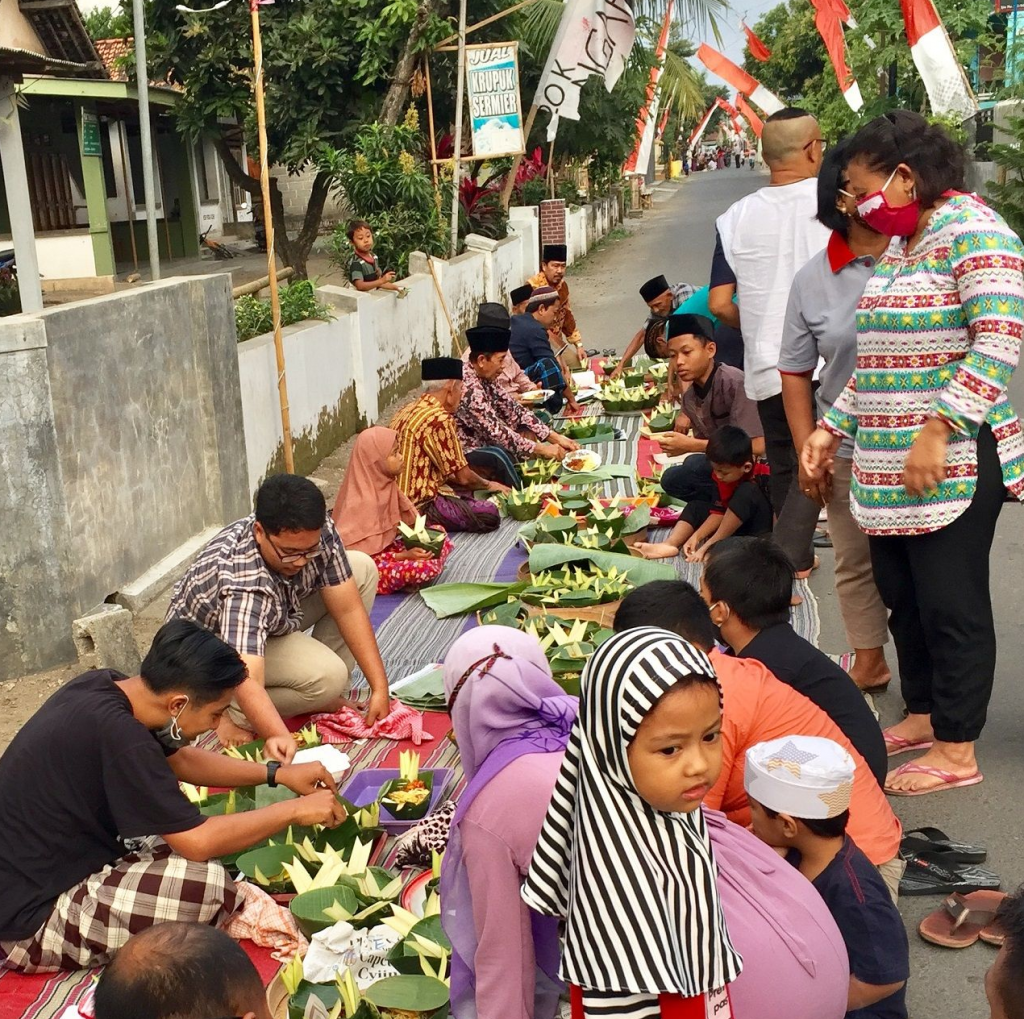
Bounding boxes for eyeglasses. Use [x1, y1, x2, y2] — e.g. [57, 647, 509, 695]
[804, 137, 828, 152]
[265, 532, 324, 565]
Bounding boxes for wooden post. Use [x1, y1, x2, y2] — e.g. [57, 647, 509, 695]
[449, 0, 468, 258]
[426, 256, 463, 353]
[117, 122, 139, 272]
[434, 0, 539, 48]
[424, 56, 439, 187]
[547, 136, 556, 199]
[251, 2, 294, 473]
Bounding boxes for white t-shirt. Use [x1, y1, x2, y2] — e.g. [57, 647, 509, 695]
[716, 177, 830, 401]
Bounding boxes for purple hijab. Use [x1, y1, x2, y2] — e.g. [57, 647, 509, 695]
[440, 626, 576, 1019]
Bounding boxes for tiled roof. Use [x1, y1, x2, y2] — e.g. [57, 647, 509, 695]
[17, 0, 105, 77]
[93, 35, 131, 81]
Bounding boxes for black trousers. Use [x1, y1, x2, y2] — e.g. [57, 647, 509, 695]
[466, 446, 522, 490]
[867, 426, 1005, 743]
[660, 454, 716, 503]
[757, 392, 820, 572]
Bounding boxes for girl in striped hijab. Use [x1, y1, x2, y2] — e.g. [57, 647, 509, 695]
[521, 627, 743, 1019]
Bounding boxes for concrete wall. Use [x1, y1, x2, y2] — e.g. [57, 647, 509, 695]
[507, 205, 540, 278]
[34, 231, 97, 280]
[0, 275, 250, 679]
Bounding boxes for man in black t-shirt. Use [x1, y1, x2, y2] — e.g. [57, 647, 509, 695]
[0, 620, 346, 974]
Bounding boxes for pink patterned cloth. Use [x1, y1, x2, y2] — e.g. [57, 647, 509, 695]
[312, 700, 434, 746]
[221, 881, 308, 961]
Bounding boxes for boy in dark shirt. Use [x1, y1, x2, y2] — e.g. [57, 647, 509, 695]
[347, 220, 402, 293]
[637, 425, 772, 562]
[746, 735, 909, 1019]
[701, 535, 888, 787]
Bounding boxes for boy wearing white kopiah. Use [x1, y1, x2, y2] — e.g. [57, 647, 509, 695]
[745, 736, 909, 1019]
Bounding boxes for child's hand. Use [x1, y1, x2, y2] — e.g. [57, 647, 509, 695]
[381, 270, 396, 283]
[683, 536, 704, 562]
[397, 548, 434, 562]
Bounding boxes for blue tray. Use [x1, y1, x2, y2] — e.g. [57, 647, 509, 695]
[341, 767, 453, 834]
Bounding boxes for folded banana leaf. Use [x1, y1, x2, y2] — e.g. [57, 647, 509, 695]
[622, 502, 652, 534]
[559, 462, 635, 486]
[365, 975, 450, 1012]
[528, 545, 675, 585]
[479, 598, 528, 627]
[420, 582, 528, 619]
[572, 422, 619, 445]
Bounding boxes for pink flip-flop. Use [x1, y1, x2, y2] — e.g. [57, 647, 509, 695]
[885, 762, 984, 797]
[884, 729, 934, 757]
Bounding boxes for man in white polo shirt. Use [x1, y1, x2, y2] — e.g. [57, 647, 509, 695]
[709, 108, 830, 575]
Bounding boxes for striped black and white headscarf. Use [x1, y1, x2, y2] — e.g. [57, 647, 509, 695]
[521, 626, 743, 997]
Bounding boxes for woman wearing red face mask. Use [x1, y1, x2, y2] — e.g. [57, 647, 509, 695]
[801, 110, 1024, 797]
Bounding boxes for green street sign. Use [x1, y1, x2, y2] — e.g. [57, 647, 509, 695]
[81, 110, 102, 157]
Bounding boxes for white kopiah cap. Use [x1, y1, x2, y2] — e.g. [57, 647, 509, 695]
[744, 735, 854, 820]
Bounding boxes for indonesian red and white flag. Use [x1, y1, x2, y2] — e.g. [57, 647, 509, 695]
[534, 0, 637, 141]
[810, 0, 863, 111]
[623, 0, 673, 174]
[742, 21, 772, 62]
[715, 96, 743, 136]
[696, 43, 785, 116]
[735, 94, 764, 137]
[686, 104, 717, 153]
[900, 0, 977, 120]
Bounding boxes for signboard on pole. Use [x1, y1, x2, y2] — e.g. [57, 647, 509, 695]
[81, 109, 102, 157]
[466, 42, 525, 158]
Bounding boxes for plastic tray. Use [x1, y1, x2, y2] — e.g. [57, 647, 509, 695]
[340, 767, 453, 834]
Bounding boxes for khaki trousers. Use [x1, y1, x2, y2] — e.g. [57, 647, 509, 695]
[228, 550, 379, 723]
[828, 458, 890, 650]
[876, 855, 906, 905]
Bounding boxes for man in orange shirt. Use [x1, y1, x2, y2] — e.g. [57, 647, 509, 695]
[613, 580, 904, 900]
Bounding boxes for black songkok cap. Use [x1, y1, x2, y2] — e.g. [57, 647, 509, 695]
[421, 356, 465, 381]
[510, 284, 533, 306]
[466, 326, 511, 354]
[542, 243, 567, 263]
[639, 275, 670, 303]
[665, 313, 715, 342]
[477, 302, 511, 330]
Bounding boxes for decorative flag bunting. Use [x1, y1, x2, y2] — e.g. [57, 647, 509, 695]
[657, 102, 672, 140]
[686, 103, 718, 154]
[715, 95, 744, 136]
[696, 43, 785, 115]
[534, 0, 637, 141]
[742, 21, 772, 62]
[809, 0, 863, 111]
[623, 0, 673, 174]
[899, 0, 977, 120]
[735, 94, 764, 137]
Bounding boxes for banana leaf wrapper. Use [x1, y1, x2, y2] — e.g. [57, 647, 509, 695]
[379, 773, 435, 821]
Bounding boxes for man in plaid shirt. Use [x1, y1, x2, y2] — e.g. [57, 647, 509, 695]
[167, 474, 390, 758]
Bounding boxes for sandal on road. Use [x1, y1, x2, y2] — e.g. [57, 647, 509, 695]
[900, 853, 1001, 897]
[886, 762, 983, 796]
[884, 729, 934, 757]
[901, 826, 988, 864]
[919, 892, 1007, 948]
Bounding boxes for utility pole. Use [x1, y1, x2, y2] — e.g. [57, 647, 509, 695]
[449, 0, 467, 257]
[132, 0, 161, 280]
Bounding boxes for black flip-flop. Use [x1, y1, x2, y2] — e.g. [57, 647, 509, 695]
[901, 826, 988, 864]
[899, 852, 1002, 897]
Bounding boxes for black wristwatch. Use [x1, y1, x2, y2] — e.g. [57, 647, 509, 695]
[267, 761, 281, 787]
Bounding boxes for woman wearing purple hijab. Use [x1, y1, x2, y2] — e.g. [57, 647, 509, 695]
[440, 626, 575, 1019]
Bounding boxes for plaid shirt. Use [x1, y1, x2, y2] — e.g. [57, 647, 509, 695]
[390, 394, 469, 505]
[166, 515, 351, 657]
[454, 362, 549, 458]
[527, 272, 582, 348]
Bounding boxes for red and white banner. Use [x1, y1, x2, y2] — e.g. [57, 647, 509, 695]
[657, 101, 672, 141]
[534, 0, 637, 141]
[810, 0, 863, 111]
[696, 43, 785, 116]
[742, 21, 772, 62]
[715, 96, 744, 136]
[623, 0, 673, 174]
[686, 104, 718, 153]
[900, 0, 977, 120]
[735, 94, 764, 137]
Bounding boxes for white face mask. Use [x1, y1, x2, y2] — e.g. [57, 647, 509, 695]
[169, 695, 190, 742]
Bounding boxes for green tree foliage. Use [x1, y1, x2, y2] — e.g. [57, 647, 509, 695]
[145, 0, 451, 276]
[987, 112, 1024, 236]
[83, 6, 132, 40]
[743, 0, 1002, 139]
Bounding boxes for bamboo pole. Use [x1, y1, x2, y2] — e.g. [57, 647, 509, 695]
[547, 136, 556, 199]
[449, 0, 468, 258]
[424, 55, 439, 187]
[251, 1, 294, 473]
[232, 266, 295, 298]
[434, 0, 539, 48]
[116, 122, 139, 272]
[427, 256, 463, 353]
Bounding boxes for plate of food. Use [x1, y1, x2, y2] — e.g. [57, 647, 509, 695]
[521, 389, 554, 404]
[562, 449, 603, 473]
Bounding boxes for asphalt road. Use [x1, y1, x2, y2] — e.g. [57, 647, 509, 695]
[572, 167, 1023, 1019]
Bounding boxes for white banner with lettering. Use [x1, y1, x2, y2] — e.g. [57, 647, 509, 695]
[467, 43, 525, 158]
[533, 0, 637, 141]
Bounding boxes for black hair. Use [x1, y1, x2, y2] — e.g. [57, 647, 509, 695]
[95, 922, 263, 1019]
[995, 888, 1024, 1019]
[764, 106, 812, 123]
[817, 136, 853, 234]
[141, 620, 247, 705]
[763, 804, 850, 838]
[614, 581, 717, 650]
[845, 110, 965, 207]
[705, 425, 753, 467]
[703, 537, 794, 630]
[254, 473, 326, 534]
[346, 219, 371, 241]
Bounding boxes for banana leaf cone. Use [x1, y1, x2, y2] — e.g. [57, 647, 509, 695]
[622, 370, 647, 387]
[365, 976, 450, 1014]
[478, 599, 528, 627]
[562, 419, 598, 440]
[379, 772, 435, 821]
[647, 411, 676, 432]
[288, 981, 345, 1019]
[533, 516, 578, 543]
[401, 529, 446, 556]
[505, 499, 544, 521]
[289, 884, 361, 938]
[582, 512, 626, 539]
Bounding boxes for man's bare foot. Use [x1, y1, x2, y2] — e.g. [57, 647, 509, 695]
[217, 716, 256, 749]
[885, 741, 979, 793]
[849, 647, 891, 691]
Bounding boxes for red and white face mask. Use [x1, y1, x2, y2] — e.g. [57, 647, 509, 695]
[855, 167, 921, 237]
